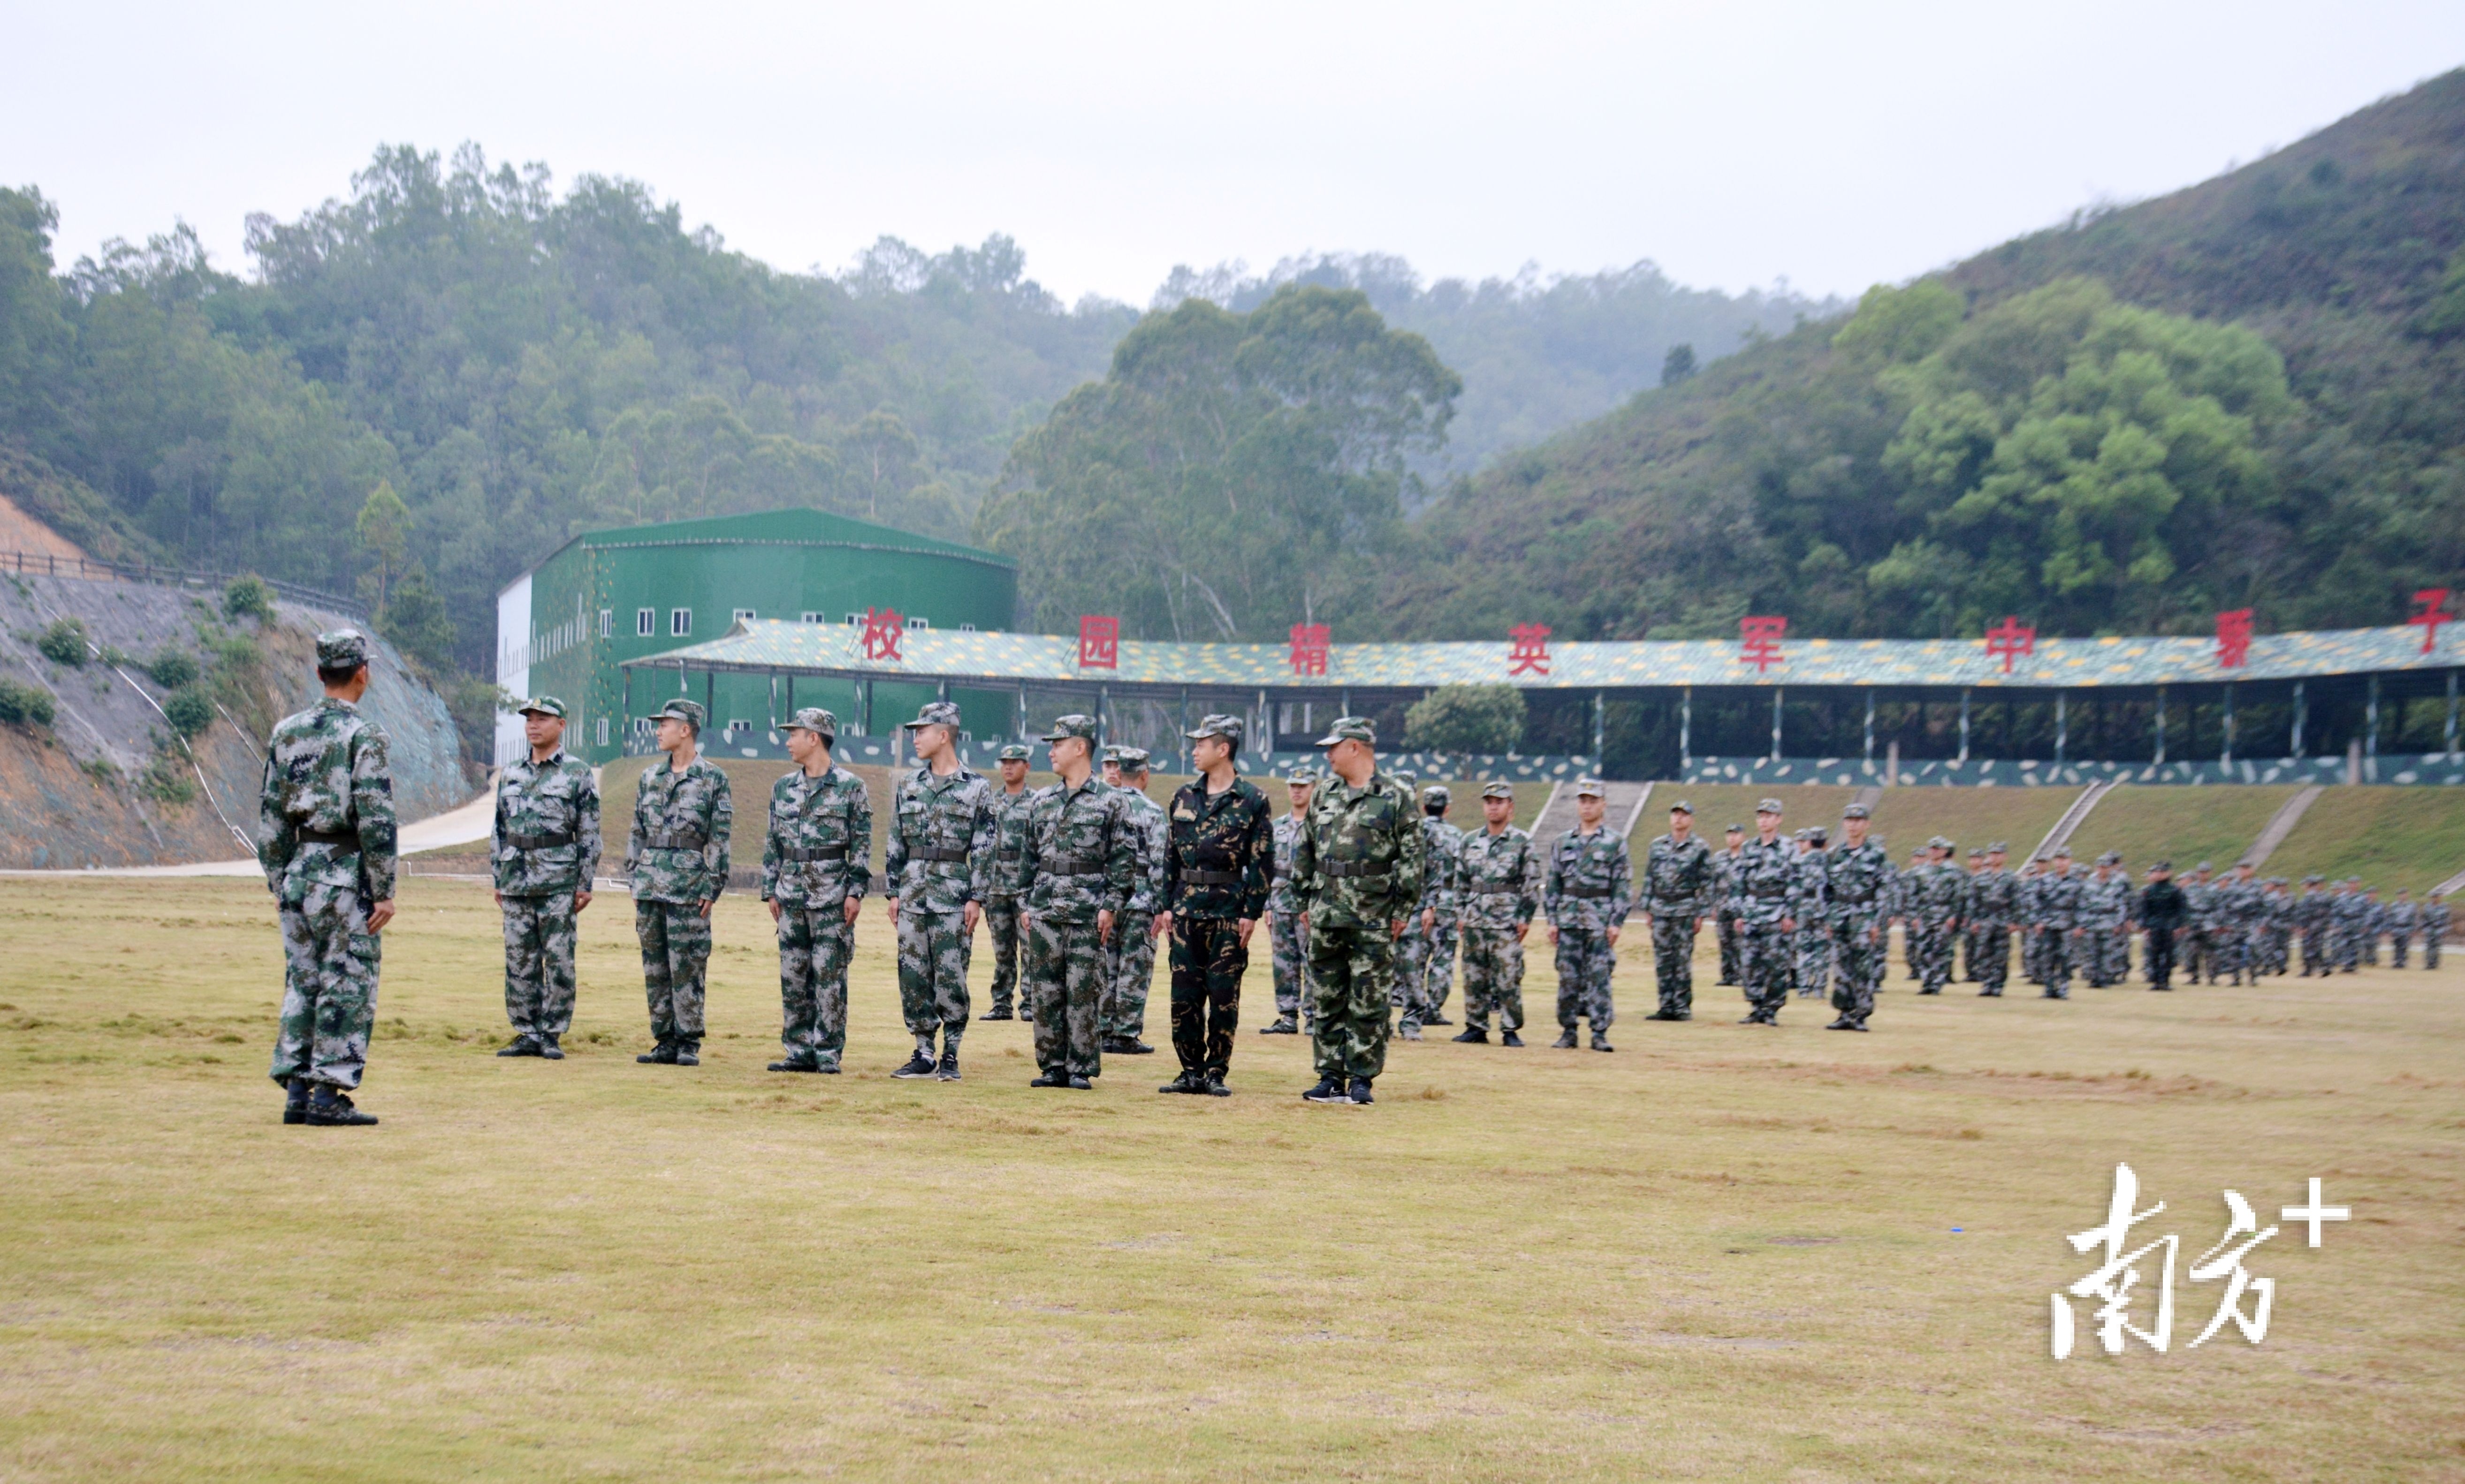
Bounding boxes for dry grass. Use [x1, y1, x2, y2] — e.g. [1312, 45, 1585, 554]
[3, 875, 2460, 1481]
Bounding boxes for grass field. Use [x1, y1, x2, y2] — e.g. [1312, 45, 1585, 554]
[2267, 787, 2465, 893]
[2067, 786, 2301, 876]
[4, 876, 2461, 1481]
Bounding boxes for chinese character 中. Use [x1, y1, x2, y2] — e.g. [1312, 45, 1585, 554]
[1078, 614, 1119, 669]
[1738, 614, 1787, 674]
[2054, 1162, 2178, 1358]
[1289, 622, 1330, 677]
[1984, 615, 2036, 674]
[860, 606, 904, 663]
[2411, 588, 2454, 655]
[2215, 608, 2253, 670]
[1508, 621, 1552, 676]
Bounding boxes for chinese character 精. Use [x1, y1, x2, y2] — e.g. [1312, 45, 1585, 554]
[1078, 614, 1119, 669]
[1508, 621, 1552, 676]
[860, 606, 904, 663]
[1738, 614, 1787, 674]
[1984, 615, 2036, 674]
[2214, 608, 2253, 669]
[1288, 622, 1330, 677]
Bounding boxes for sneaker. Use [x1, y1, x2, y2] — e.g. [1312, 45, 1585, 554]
[305, 1087, 378, 1127]
[1303, 1077, 1350, 1103]
[637, 1045, 676, 1064]
[1158, 1071, 1205, 1095]
[538, 1035, 564, 1060]
[980, 1008, 1014, 1021]
[1450, 1028, 1489, 1044]
[1551, 1029, 1578, 1049]
[1348, 1077, 1375, 1105]
[497, 1036, 541, 1057]
[892, 1051, 939, 1078]
[768, 1057, 820, 1073]
[1423, 1014, 1453, 1027]
[1500, 1031, 1525, 1047]
[673, 1048, 700, 1067]
[1201, 1072, 1232, 1098]
[1590, 1035, 1613, 1052]
[936, 1047, 962, 1082]
[1065, 1075, 1092, 1090]
[282, 1079, 310, 1125]
[1258, 1019, 1299, 1036]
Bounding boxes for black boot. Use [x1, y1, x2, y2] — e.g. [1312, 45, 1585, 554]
[1201, 1071, 1232, 1097]
[1257, 1018, 1298, 1035]
[637, 1043, 677, 1064]
[980, 1007, 1014, 1021]
[768, 1056, 821, 1073]
[1423, 1013, 1453, 1026]
[673, 1044, 700, 1067]
[538, 1033, 564, 1060]
[305, 1085, 378, 1127]
[1500, 1030, 1525, 1047]
[1030, 1070, 1067, 1087]
[1450, 1028, 1489, 1044]
[1551, 1028, 1578, 1049]
[497, 1035, 541, 1057]
[1158, 1070, 1205, 1094]
[282, 1078, 310, 1125]
[1590, 1033, 1613, 1052]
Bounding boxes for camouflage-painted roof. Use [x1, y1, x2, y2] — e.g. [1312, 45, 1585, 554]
[624, 619, 2461, 690]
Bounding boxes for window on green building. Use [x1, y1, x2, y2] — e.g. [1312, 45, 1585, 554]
[670, 609, 691, 637]
[636, 608, 654, 637]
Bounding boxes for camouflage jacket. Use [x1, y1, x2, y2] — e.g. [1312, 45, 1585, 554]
[1811, 841, 1894, 924]
[985, 785, 1039, 900]
[626, 754, 732, 904]
[1638, 832, 1715, 919]
[1417, 818, 1465, 916]
[2331, 890, 2369, 927]
[1018, 777, 1137, 924]
[2386, 899, 2419, 933]
[2035, 867, 2084, 929]
[2422, 900, 2450, 940]
[2183, 880, 2218, 928]
[2215, 878, 2267, 927]
[1455, 825, 1543, 931]
[1728, 836, 1797, 926]
[491, 749, 600, 898]
[1712, 849, 1743, 916]
[1268, 813, 1308, 916]
[1967, 867, 2018, 924]
[2078, 871, 2133, 930]
[1162, 776, 1272, 921]
[883, 763, 995, 914]
[759, 765, 873, 909]
[258, 697, 397, 904]
[1911, 861, 1968, 921]
[1121, 789, 1169, 916]
[1291, 769, 1425, 930]
[1544, 826, 1633, 931]
[2292, 888, 2330, 932]
[1792, 849, 1829, 922]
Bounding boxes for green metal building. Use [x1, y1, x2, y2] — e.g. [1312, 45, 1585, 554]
[494, 508, 1017, 766]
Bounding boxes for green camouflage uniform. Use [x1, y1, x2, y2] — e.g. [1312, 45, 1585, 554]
[1910, 854, 1965, 993]
[1731, 833, 1798, 1022]
[2387, 895, 2419, 968]
[760, 759, 872, 1069]
[2211, 873, 2264, 983]
[984, 775, 1038, 1017]
[1812, 837, 1894, 1027]
[1161, 766, 1272, 1079]
[884, 761, 996, 1050]
[1019, 774, 1137, 1080]
[2078, 867, 2133, 986]
[1456, 821, 1541, 1035]
[1292, 767, 1424, 1084]
[1713, 843, 1744, 984]
[1638, 828, 1714, 1017]
[1544, 821, 1632, 1037]
[491, 742, 601, 1041]
[1967, 863, 2017, 994]
[2422, 896, 2448, 969]
[1414, 811, 1466, 1022]
[1397, 811, 1461, 1030]
[1268, 810, 1310, 1028]
[627, 752, 732, 1054]
[261, 695, 396, 1091]
[1103, 784, 1168, 1045]
[1793, 841, 1832, 999]
[2034, 864, 2083, 997]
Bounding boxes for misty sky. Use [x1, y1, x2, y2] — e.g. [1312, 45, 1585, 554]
[8, 2, 2462, 306]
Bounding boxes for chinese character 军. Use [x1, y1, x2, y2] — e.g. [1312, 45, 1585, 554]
[2054, 1162, 2177, 1358]
[1508, 621, 1552, 677]
[1078, 614, 1119, 670]
[1288, 622, 1330, 677]
[1984, 615, 2035, 674]
[1738, 615, 1787, 674]
[860, 606, 904, 663]
[2214, 608, 2253, 669]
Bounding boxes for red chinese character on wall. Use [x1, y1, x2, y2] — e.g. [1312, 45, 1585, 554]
[2214, 608, 2253, 670]
[1077, 614, 1119, 669]
[2411, 588, 2454, 655]
[1288, 622, 1330, 677]
[860, 606, 904, 663]
[1508, 621, 1552, 676]
[1984, 615, 2037, 674]
[1738, 615, 1787, 674]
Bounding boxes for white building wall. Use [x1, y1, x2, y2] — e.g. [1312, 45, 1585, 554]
[494, 573, 532, 768]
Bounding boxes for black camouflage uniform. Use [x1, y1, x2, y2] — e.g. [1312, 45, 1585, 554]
[1158, 714, 1273, 1093]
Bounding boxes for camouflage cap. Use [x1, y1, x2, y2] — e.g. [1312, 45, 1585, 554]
[1040, 713, 1099, 743]
[1286, 766, 1319, 786]
[1841, 802, 1871, 819]
[1575, 778, 1607, 797]
[996, 743, 1031, 762]
[1791, 827, 1810, 840]
[1099, 744, 1125, 764]
[1988, 841, 2009, 853]
[782, 706, 837, 737]
[652, 698, 706, 730]
[1807, 828, 1827, 846]
[315, 628, 371, 670]
[1725, 822, 1744, 833]
[2099, 850, 2122, 866]
[2196, 861, 2213, 872]
[1928, 835, 1954, 850]
[2303, 874, 2325, 884]
[1481, 780, 1515, 800]
[1117, 747, 1151, 771]
[2152, 860, 2173, 872]
[2051, 844, 2072, 857]
[902, 700, 963, 731]
[1667, 798, 1693, 814]
[1755, 796, 1783, 814]
[517, 695, 567, 719]
[1312, 716, 1376, 747]
[1184, 712, 1245, 744]
[1423, 784, 1451, 804]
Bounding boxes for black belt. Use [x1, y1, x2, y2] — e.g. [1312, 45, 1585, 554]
[1472, 882, 1525, 894]
[505, 831, 574, 850]
[1321, 860, 1390, 878]
[1560, 886, 1614, 899]
[296, 826, 358, 848]
[1047, 857, 1107, 876]
[908, 845, 970, 863]
[647, 833, 706, 851]
[1180, 869, 1241, 886]
[786, 846, 848, 863]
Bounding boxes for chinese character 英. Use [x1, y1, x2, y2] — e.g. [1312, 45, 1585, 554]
[1288, 622, 1330, 677]
[860, 606, 904, 663]
[2054, 1162, 2177, 1359]
[1508, 621, 1552, 676]
[1078, 614, 1119, 670]
[1738, 615, 1787, 674]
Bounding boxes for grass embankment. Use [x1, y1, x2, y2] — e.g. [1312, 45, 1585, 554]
[3, 876, 2460, 1480]
[2067, 786, 2299, 874]
[2267, 786, 2465, 893]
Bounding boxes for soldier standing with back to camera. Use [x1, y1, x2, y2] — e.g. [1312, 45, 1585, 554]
[1154, 714, 1272, 1096]
[1102, 747, 1166, 1057]
[1259, 769, 1316, 1036]
[760, 708, 870, 1075]
[980, 744, 1036, 1022]
[1291, 717, 1423, 1105]
[493, 696, 600, 1061]
[1452, 781, 1540, 1045]
[262, 628, 396, 1127]
[1018, 715, 1135, 1090]
[628, 698, 731, 1068]
[1814, 802, 1892, 1031]
[1544, 779, 1631, 1052]
[1638, 799, 1713, 1022]
[882, 701, 994, 1081]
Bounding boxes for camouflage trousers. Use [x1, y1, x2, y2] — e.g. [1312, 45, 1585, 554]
[895, 908, 972, 1045]
[636, 900, 711, 1051]
[1168, 916, 1246, 1076]
[2425, 929, 2442, 970]
[2080, 927, 2125, 986]
[1269, 909, 1308, 1024]
[1395, 923, 1430, 1029]
[1421, 915, 1458, 1018]
[1970, 922, 2011, 993]
[1959, 925, 1979, 981]
[2298, 927, 2328, 976]
[2034, 928, 2074, 997]
[1716, 909, 1741, 984]
[1460, 928, 1526, 1034]
[1831, 916, 1886, 1026]
[2262, 927, 2291, 975]
[1307, 922, 1397, 1082]
[1911, 916, 1955, 993]
[2389, 930, 2413, 969]
[1738, 918, 1792, 1021]
[1795, 924, 1832, 999]
[1103, 909, 1156, 1041]
[776, 903, 853, 1068]
[1025, 916, 1103, 1079]
[2183, 927, 2213, 981]
[983, 897, 1024, 1015]
[1650, 914, 1698, 1016]
[270, 882, 380, 1090]
[2332, 924, 2363, 970]
[1553, 926, 1616, 1033]
[501, 892, 578, 1037]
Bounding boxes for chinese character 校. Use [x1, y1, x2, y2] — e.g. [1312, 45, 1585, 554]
[1985, 615, 2036, 674]
[1508, 621, 1552, 676]
[860, 606, 904, 663]
[2215, 608, 2253, 669]
[1738, 614, 1787, 674]
[2410, 588, 2454, 655]
[1289, 622, 1330, 677]
[1078, 614, 1119, 669]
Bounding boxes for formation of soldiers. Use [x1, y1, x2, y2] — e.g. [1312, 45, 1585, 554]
[257, 634, 2456, 1126]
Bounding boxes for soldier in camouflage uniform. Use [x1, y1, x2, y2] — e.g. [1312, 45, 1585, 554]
[1416, 786, 1466, 1028]
[1811, 802, 1892, 1030]
[1453, 782, 1541, 1045]
[881, 701, 995, 1080]
[2212, 862, 2264, 984]
[1102, 748, 1166, 1056]
[1731, 799, 1798, 1025]
[1638, 799, 1714, 1021]
[628, 698, 731, 1067]
[2387, 888, 2419, 968]
[1793, 827, 1833, 1000]
[2260, 878, 2293, 975]
[1291, 718, 1424, 1104]
[2327, 878, 2362, 971]
[1260, 771, 1316, 1035]
[981, 744, 1036, 1020]
[2423, 891, 2449, 969]
[760, 708, 871, 1074]
[2183, 864, 2220, 983]
[492, 696, 601, 1060]
[1155, 714, 1273, 1095]
[1394, 786, 1460, 1039]
[2032, 848, 2083, 998]
[1910, 838, 1966, 995]
[1018, 715, 1137, 1089]
[1543, 779, 1631, 1052]
[2294, 876, 2331, 976]
[1898, 848, 1932, 982]
[1958, 848, 1984, 981]
[2078, 853, 2132, 988]
[262, 629, 396, 1127]
[2360, 886, 2388, 967]
[1968, 842, 2016, 996]
[1714, 824, 1746, 985]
